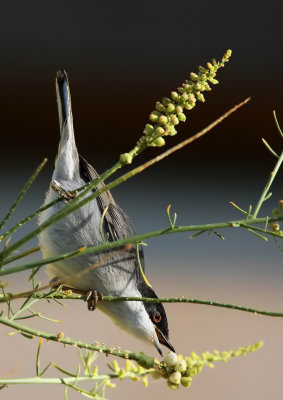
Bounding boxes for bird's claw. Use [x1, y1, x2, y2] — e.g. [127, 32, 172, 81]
[85, 290, 103, 311]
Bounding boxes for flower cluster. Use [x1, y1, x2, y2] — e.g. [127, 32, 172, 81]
[161, 341, 263, 390]
[119, 49, 232, 165]
[143, 49, 232, 148]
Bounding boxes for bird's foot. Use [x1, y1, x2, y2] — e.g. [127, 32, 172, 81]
[51, 180, 77, 201]
[85, 290, 104, 311]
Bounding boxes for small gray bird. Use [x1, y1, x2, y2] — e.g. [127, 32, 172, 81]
[38, 72, 174, 356]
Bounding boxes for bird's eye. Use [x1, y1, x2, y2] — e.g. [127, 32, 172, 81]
[153, 312, 162, 323]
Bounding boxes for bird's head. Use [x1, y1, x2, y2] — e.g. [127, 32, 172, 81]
[102, 284, 175, 356]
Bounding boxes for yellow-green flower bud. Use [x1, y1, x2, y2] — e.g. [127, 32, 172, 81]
[207, 62, 213, 70]
[162, 97, 171, 106]
[171, 91, 179, 101]
[167, 381, 178, 390]
[152, 137, 165, 147]
[177, 112, 186, 122]
[166, 103, 175, 113]
[155, 126, 165, 135]
[184, 103, 194, 110]
[175, 105, 183, 113]
[212, 58, 217, 66]
[177, 87, 185, 94]
[143, 124, 154, 136]
[208, 78, 219, 84]
[120, 153, 133, 165]
[181, 93, 188, 101]
[190, 72, 199, 81]
[188, 94, 196, 103]
[156, 101, 165, 112]
[164, 351, 178, 367]
[174, 359, 187, 373]
[169, 371, 181, 385]
[159, 115, 168, 125]
[168, 126, 177, 136]
[196, 93, 205, 102]
[194, 82, 202, 91]
[203, 82, 211, 91]
[272, 208, 281, 218]
[182, 83, 191, 91]
[198, 66, 206, 73]
[149, 111, 160, 122]
[181, 376, 192, 388]
[151, 370, 162, 380]
[169, 114, 179, 125]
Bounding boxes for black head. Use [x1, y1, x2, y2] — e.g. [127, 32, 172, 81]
[138, 283, 175, 355]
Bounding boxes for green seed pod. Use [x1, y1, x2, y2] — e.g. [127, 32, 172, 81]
[159, 115, 168, 125]
[119, 153, 133, 165]
[166, 103, 175, 113]
[149, 111, 160, 122]
[143, 124, 154, 136]
[190, 72, 199, 81]
[156, 101, 165, 112]
[171, 91, 179, 101]
[169, 114, 179, 125]
[175, 105, 183, 113]
[177, 112, 186, 122]
[169, 371, 181, 385]
[181, 376, 192, 388]
[196, 92, 205, 102]
[155, 126, 165, 135]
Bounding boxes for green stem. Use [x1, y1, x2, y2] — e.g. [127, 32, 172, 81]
[0, 370, 151, 385]
[1, 215, 282, 276]
[1, 293, 282, 318]
[0, 317, 156, 368]
[0, 158, 48, 231]
[0, 98, 249, 258]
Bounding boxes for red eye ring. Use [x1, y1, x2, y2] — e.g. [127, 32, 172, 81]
[153, 312, 162, 323]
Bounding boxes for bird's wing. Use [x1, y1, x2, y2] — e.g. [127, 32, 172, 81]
[79, 155, 137, 242]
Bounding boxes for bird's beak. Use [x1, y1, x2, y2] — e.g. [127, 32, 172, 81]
[154, 326, 175, 356]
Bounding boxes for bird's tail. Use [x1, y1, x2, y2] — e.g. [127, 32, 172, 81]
[53, 71, 79, 181]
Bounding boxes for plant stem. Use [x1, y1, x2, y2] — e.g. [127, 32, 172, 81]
[0, 317, 156, 368]
[0, 370, 151, 385]
[0, 215, 282, 276]
[0, 98, 249, 259]
[1, 292, 283, 318]
[0, 158, 48, 231]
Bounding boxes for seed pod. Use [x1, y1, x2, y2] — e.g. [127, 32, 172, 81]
[156, 101, 165, 112]
[143, 124, 154, 135]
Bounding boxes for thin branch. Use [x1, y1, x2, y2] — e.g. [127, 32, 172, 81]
[1, 214, 282, 277]
[1, 292, 283, 318]
[0, 158, 48, 231]
[0, 317, 156, 368]
[0, 98, 250, 260]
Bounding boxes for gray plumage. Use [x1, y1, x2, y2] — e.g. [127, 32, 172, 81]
[38, 72, 174, 355]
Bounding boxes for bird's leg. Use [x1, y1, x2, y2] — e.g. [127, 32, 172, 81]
[51, 179, 77, 201]
[85, 290, 104, 311]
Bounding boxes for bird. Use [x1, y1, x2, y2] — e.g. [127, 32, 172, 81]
[38, 71, 175, 356]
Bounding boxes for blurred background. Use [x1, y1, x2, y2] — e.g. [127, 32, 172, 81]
[1, 1, 283, 398]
